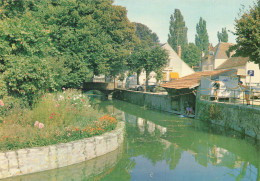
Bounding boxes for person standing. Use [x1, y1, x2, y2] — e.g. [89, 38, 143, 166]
[230, 81, 250, 105]
[212, 80, 220, 101]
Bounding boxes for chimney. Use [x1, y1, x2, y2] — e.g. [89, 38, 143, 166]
[177, 46, 181, 57]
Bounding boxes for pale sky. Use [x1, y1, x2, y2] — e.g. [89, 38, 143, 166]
[113, 0, 257, 46]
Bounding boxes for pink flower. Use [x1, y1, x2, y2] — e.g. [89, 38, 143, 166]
[56, 104, 59, 107]
[39, 123, 44, 129]
[34, 121, 39, 127]
[50, 116, 53, 119]
[0, 100, 4, 107]
[62, 87, 66, 91]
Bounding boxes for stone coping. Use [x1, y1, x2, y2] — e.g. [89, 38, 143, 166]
[0, 122, 125, 180]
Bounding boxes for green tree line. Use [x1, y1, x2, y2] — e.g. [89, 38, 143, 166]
[168, 9, 230, 67]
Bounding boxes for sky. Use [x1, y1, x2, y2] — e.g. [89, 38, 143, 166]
[113, 0, 257, 46]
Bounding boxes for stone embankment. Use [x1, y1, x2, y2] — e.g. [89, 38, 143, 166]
[196, 100, 260, 140]
[0, 122, 125, 180]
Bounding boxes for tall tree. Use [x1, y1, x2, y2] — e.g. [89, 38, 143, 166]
[182, 43, 201, 67]
[217, 28, 228, 42]
[230, 1, 260, 67]
[168, 9, 188, 52]
[195, 17, 209, 54]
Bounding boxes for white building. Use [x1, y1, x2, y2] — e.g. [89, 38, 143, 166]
[161, 43, 194, 81]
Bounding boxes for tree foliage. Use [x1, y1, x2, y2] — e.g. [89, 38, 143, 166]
[195, 17, 209, 53]
[230, 1, 260, 67]
[168, 9, 188, 52]
[182, 43, 201, 67]
[0, 0, 136, 104]
[129, 45, 168, 87]
[134, 22, 159, 45]
[127, 23, 160, 84]
[217, 27, 228, 42]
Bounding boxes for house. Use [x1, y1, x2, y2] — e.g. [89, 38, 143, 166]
[161, 43, 194, 81]
[216, 56, 260, 86]
[201, 42, 260, 85]
[201, 42, 234, 71]
[161, 69, 236, 114]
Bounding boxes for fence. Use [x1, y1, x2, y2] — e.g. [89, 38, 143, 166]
[200, 88, 260, 108]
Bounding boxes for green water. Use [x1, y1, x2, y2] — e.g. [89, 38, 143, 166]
[6, 99, 260, 181]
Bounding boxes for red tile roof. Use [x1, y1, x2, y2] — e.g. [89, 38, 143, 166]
[161, 69, 232, 89]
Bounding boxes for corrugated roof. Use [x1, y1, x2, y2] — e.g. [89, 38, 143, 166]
[161, 69, 232, 90]
[216, 56, 249, 69]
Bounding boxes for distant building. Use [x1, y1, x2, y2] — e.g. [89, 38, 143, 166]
[201, 42, 235, 71]
[200, 42, 260, 85]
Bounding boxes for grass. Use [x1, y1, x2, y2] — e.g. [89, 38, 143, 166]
[0, 89, 118, 151]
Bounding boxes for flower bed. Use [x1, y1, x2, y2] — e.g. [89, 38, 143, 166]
[0, 89, 118, 151]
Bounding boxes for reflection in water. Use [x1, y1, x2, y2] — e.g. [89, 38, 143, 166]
[6, 99, 260, 181]
[98, 99, 260, 181]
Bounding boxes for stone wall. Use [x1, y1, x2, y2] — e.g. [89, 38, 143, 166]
[113, 89, 172, 112]
[196, 100, 260, 140]
[0, 122, 125, 180]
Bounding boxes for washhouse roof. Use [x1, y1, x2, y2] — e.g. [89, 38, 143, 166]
[161, 69, 233, 90]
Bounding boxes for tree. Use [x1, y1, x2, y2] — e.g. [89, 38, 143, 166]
[182, 43, 201, 67]
[0, 12, 68, 104]
[134, 22, 160, 45]
[195, 17, 209, 54]
[0, 0, 136, 105]
[128, 23, 160, 85]
[142, 46, 169, 89]
[230, 1, 260, 67]
[168, 9, 188, 52]
[217, 28, 228, 42]
[34, 0, 136, 86]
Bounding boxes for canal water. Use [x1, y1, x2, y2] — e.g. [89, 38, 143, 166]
[5, 99, 260, 181]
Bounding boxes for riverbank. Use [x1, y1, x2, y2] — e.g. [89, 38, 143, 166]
[0, 122, 125, 180]
[196, 100, 260, 140]
[113, 89, 260, 140]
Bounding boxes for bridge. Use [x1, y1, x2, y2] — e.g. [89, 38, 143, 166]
[83, 82, 117, 96]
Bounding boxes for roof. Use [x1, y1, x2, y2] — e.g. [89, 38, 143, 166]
[216, 56, 249, 69]
[161, 69, 233, 90]
[214, 42, 234, 59]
